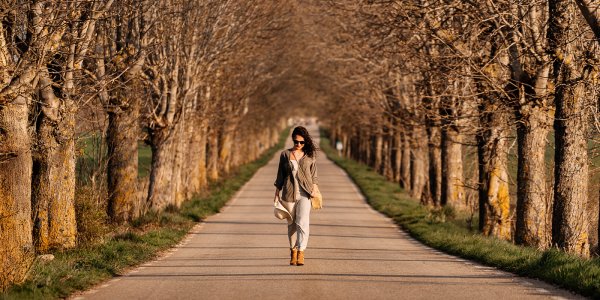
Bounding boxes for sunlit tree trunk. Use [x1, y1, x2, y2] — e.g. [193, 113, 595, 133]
[441, 126, 465, 209]
[207, 125, 220, 181]
[147, 126, 176, 211]
[0, 97, 34, 289]
[106, 96, 140, 222]
[477, 102, 511, 240]
[31, 72, 77, 252]
[219, 122, 236, 175]
[374, 132, 383, 172]
[172, 121, 186, 208]
[410, 125, 428, 201]
[552, 83, 589, 256]
[515, 105, 552, 248]
[185, 116, 208, 198]
[549, 0, 591, 257]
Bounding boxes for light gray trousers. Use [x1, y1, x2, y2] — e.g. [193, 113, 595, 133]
[288, 196, 311, 251]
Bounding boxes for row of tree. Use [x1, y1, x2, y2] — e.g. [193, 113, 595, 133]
[318, 0, 600, 257]
[0, 0, 295, 289]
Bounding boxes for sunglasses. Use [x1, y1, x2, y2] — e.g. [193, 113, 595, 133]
[293, 140, 305, 145]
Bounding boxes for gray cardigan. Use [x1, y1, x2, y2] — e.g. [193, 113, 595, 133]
[274, 149, 318, 203]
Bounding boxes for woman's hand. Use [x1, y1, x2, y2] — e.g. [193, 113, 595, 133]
[311, 184, 318, 197]
[274, 189, 280, 203]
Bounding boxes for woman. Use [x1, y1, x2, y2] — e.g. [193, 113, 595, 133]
[274, 126, 318, 266]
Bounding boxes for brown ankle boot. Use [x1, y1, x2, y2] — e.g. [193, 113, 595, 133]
[297, 251, 305, 266]
[290, 248, 298, 265]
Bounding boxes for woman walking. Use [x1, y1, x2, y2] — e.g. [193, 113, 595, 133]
[274, 126, 318, 266]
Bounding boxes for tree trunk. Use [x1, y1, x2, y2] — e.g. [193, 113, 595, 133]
[552, 84, 589, 256]
[146, 127, 176, 212]
[549, 0, 590, 257]
[106, 98, 139, 223]
[207, 125, 219, 181]
[427, 125, 442, 206]
[515, 106, 551, 249]
[197, 123, 209, 189]
[185, 117, 208, 198]
[477, 104, 511, 240]
[0, 99, 34, 289]
[441, 126, 465, 209]
[31, 97, 77, 252]
[171, 121, 186, 208]
[342, 132, 350, 158]
[374, 133, 383, 172]
[400, 131, 412, 190]
[393, 130, 402, 183]
[382, 135, 393, 180]
[219, 122, 235, 175]
[410, 126, 428, 201]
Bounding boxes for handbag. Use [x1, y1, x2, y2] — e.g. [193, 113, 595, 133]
[311, 184, 323, 210]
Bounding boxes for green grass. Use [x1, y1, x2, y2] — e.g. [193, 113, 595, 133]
[320, 134, 600, 299]
[138, 143, 152, 178]
[2, 128, 289, 300]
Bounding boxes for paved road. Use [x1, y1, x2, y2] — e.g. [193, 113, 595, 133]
[75, 126, 580, 300]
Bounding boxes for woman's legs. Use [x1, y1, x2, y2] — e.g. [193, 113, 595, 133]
[294, 197, 311, 251]
[288, 223, 297, 249]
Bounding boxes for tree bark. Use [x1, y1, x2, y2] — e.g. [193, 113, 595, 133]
[146, 127, 176, 212]
[374, 133, 383, 172]
[549, 0, 591, 257]
[427, 125, 442, 206]
[185, 116, 208, 198]
[515, 106, 552, 249]
[207, 125, 220, 181]
[400, 131, 412, 190]
[552, 83, 589, 256]
[219, 122, 235, 175]
[106, 98, 140, 223]
[31, 77, 77, 252]
[382, 134, 393, 180]
[393, 130, 402, 183]
[477, 104, 511, 240]
[410, 125, 428, 201]
[0, 99, 33, 289]
[441, 126, 465, 209]
[171, 121, 186, 208]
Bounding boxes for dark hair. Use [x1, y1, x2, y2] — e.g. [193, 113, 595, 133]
[292, 126, 318, 158]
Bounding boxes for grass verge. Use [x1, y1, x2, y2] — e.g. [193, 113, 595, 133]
[320, 135, 600, 299]
[2, 128, 289, 300]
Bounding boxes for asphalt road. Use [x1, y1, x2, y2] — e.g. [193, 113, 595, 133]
[74, 126, 581, 300]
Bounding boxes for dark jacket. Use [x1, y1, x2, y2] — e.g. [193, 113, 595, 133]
[274, 149, 318, 203]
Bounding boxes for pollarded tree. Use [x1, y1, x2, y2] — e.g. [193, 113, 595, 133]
[548, 0, 595, 257]
[98, 0, 152, 223]
[31, 0, 116, 252]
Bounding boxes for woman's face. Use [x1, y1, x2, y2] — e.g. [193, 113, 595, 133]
[292, 135, 305, 151]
